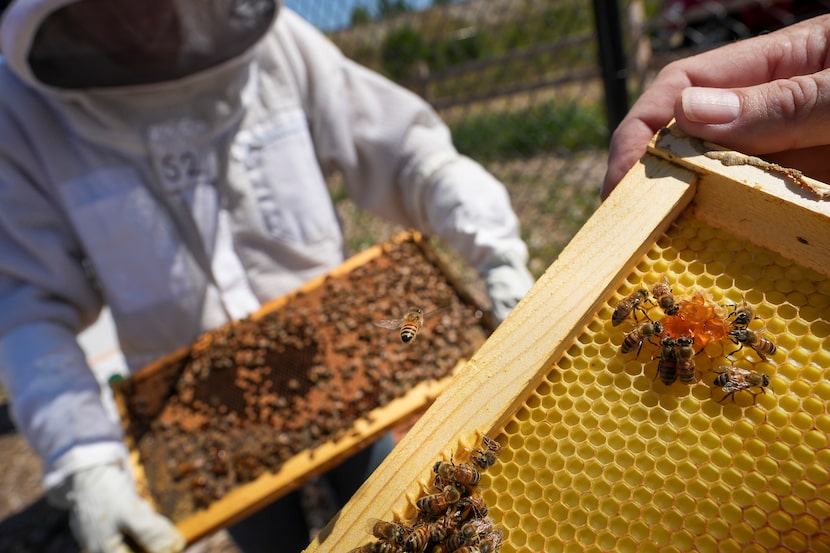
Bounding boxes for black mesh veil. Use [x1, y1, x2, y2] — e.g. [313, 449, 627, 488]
[27, 0, 277, 88]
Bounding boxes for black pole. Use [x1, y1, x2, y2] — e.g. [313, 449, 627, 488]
[592, 0, 629, 139]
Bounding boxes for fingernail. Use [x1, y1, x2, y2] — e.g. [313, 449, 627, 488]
[682, 87, 740, 124]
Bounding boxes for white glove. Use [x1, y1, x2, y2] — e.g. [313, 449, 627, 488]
[484, 262, 535, 324]
[48, 462, 185, 553]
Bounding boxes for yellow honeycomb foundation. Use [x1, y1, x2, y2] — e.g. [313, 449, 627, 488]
[304, 128, 830, 553]
[483, 213, 830, 553]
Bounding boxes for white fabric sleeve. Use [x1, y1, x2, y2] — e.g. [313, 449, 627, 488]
[278, 11, 530, 275]
[0, 322, 127, 489]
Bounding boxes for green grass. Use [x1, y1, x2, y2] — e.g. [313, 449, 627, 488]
[449, 101, 607, 161]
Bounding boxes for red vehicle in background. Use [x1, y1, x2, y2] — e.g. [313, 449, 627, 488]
[657, 0, 828, 51]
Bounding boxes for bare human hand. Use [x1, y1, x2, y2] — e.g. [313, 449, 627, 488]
[602, 14, 830, 199]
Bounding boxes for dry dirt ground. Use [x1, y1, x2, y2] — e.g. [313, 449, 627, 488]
[0, 152, 605, 552]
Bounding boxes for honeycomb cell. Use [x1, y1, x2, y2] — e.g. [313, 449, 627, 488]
[782, 530, 809, 552]
[489, 473, 508, 493]
[588, 512, 608, 532]
[730, 520, 754, 543]
[471, 215, 829, 553]
[530, 498, 548, 520]
[743, 438, 766, 459]
[778, 425, 804, 447]
[526, 533, 545, 552]
[517, 509, 536, 533]
[524, 436, 542, 457]
[630, 520, 652, 543]
[755, 526, 782, 548]
[507, 480, 525, 501]
[518, 465, 537, 486]
[568, 508, 587, 529]
[743, 504, 770, 528]
[754, 456, 779, 478]
[707, 517, 730, 540]
[557, 522, 576, 541]
[768, 475, 793, 497]
[805, 463, 829, 485]
[781, 495, 807, 518]
[509, 527, 527, 548]
[802, 396, 825, 416]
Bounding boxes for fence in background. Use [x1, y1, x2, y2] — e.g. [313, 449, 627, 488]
[292, 0, 829, 279]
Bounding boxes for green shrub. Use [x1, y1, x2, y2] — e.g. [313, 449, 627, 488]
[450, 102, 607, 160]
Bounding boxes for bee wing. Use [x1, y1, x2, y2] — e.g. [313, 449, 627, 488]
[365, 517, 388, 535]
[623, 319, 642, 332]
[423, 305, 451, 319]
[721, 380, 746, 393]
[374, 318, 404, 329]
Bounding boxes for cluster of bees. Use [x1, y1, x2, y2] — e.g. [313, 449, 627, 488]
[121, 238, 489, 519]
[613, 277, 776, 403]
[352, 436, 505, 553]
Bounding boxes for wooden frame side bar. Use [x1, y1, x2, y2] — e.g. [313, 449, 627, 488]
[305, 157, 697, 552]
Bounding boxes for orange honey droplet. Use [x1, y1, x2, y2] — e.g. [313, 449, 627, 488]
[661, 290, 727, 349]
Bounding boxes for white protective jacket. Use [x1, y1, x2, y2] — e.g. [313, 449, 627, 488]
[0, 2, 531, 488]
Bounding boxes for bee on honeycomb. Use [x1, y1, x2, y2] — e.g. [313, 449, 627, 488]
[612, 278, 776, 396]
[351, 436, 505, 553]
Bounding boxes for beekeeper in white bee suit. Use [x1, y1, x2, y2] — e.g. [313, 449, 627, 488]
[0, 0, 535, 551]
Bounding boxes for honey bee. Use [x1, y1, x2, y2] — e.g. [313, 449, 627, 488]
[477, 525, 504, 551]
[651, 276, 679, 316]
[404, 522, 431, 553]
[656, 336, 678, 385]
[452, 547, 481, 553]
[674, 335, 697, 385]
[368, 519, 407, 545]
[446, 522, 479, 551]
[621, 320, 664, 357]
[416, 484, 461, 516]
[728, 328, 777, 361]
[727, 297, 757, 329]
[350, 541, 405, 553]
[429, 516, 453, 543]
[454, 492, 488, 521]
[469, 436, 501, 470]
[375, 308, 425, 343]
[434, 459, 481, 488]
[713, 365, 771, 403]
[469, 517, 495, 536]
[478, 537, 501, 553]
[612, 288, 650, 326]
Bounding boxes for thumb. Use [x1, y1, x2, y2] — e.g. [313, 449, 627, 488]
[675, 70, 830, 154]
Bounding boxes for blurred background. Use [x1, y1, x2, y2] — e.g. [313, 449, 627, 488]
[295, 0, 829, 281]
[2, 1, 828, 551]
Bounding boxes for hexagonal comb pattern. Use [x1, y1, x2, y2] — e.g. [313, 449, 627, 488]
[483, 214, 830, 553]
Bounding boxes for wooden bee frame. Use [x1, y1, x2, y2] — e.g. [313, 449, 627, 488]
[304, 126, 830, 553]
[111, 230, 494, 544]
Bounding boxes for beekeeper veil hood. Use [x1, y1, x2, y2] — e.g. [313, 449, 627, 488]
[0, 0, 280, 153]
[1, 0, 279, 88]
